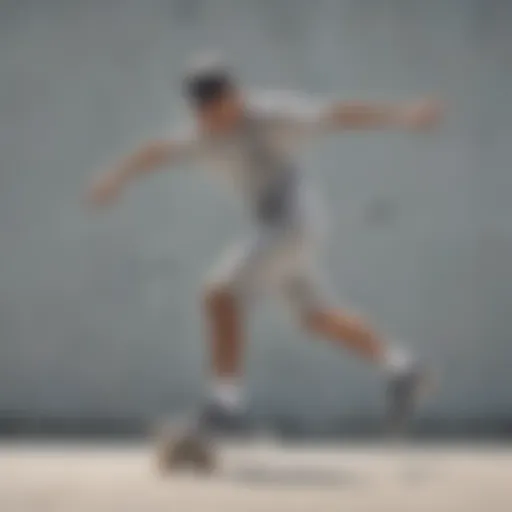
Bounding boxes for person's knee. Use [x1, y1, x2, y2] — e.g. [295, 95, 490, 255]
[202, 282, 238, 314]
[299, 308, 325, 333]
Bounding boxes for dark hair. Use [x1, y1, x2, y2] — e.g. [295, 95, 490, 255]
[183, 58, 235, 108]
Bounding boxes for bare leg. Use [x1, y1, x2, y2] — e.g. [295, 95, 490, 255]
[302, 308, 387, 364]
[199, 286, 249, 433]
[302, 307, 427, 433]
[203, 286, 243, 379]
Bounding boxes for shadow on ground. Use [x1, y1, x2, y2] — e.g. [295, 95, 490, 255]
[223, 465, 370, 488]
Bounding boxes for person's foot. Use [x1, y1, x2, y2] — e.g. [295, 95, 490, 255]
[198, 401, 251, 438]
[386, 361, 429, 437]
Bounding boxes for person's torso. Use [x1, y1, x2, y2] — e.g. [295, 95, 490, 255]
[198, 95, 304, 225]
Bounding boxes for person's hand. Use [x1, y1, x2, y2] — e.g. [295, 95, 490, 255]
[400, 98, 443, 131]
[87, 170, 125, 207]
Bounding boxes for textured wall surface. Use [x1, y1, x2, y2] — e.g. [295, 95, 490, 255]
[1, 0, 511, 433]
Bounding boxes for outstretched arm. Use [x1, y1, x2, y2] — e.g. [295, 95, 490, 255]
[323, 97, 442, 131]
[275, 92, 442, 136]
[87, 138, 194, 207]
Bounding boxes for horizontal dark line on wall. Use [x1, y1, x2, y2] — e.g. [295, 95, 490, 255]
[1, 415, 512, 441]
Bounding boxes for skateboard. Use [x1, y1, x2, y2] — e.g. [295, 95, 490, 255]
[155, 421, 217, 474]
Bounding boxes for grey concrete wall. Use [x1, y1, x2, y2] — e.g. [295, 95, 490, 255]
[1, 0, 511, 432]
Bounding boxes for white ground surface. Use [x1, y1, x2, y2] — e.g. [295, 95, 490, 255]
[1, 441, 511, 512]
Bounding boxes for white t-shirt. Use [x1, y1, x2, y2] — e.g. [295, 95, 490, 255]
[172, 90, 331, 224]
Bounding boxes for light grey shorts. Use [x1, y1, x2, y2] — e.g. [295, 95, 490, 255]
[206, 218, 328, 315]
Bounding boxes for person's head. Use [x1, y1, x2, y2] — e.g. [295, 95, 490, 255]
[183, 56, 243, 133]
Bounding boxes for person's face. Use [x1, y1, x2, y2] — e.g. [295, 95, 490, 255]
[195, 90, 244, 134]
